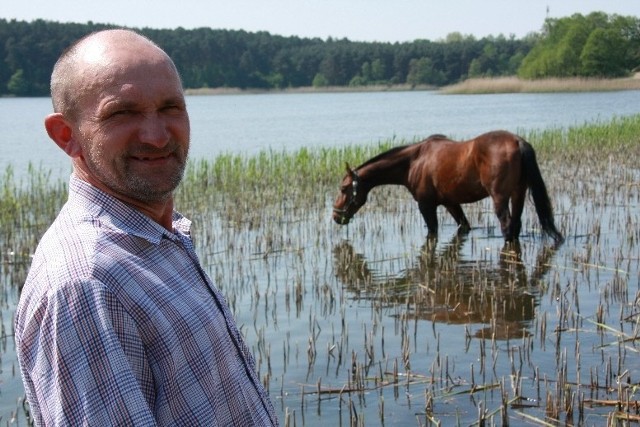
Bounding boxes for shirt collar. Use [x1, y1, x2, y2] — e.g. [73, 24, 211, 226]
[67, 174, 191, 245]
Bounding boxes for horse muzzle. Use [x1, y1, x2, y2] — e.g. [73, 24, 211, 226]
[332, 208, 351, 225]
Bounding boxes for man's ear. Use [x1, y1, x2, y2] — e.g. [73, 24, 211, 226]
[44, 113, 82, 158]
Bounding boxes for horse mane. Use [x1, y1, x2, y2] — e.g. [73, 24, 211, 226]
[357, 144, 412, 169]
[356, 134, 449, 170]
[425, 133, 448, 141]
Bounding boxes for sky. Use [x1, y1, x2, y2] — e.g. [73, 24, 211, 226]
[2, 0, 639, 43]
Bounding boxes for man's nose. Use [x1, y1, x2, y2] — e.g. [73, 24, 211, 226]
[138, 113, 170, 147]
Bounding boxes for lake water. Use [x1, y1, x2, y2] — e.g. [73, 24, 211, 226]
[1, 90, 640, 424]
[2, 90, 640, 180]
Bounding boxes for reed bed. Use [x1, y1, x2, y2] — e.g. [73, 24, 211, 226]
[441, 76, 640, 94]
[1, 114, 640, 425]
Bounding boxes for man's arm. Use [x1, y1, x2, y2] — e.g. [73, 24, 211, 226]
[16, 279, 158, 426]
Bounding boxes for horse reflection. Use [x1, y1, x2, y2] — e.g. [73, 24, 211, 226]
[332, 234, 558, 340]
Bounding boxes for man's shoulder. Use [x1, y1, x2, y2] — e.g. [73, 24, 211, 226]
[26, 203, 140, 283]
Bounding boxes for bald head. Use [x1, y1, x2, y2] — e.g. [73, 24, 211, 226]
[50, 29, 182, 120]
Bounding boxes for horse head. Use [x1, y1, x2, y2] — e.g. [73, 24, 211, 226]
[332, 163, 366, 225]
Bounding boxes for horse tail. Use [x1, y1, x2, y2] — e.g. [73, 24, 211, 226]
[519, 139, 564, 243]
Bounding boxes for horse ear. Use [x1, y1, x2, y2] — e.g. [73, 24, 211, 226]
[345, 162, 352, 173]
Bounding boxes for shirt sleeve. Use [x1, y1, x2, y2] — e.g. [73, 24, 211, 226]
[17, 278, 159, 426]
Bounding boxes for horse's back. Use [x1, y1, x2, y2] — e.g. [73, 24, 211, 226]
[410, 135, 485, 203]
[411, 130, 525, 204]
[468, 131, 524, 171]
[471, 130, 522, 153]
[419, 130, 520, 156]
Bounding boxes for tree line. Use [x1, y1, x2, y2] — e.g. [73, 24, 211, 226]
[1, 12, 638, 97]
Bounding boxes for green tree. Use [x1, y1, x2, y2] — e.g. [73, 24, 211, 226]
[7, 69, 29, 96]
[0, 17, 534, 93]
[468, 58, 482, 78]
[519, 12, 640, 79]
[580, 28, 627, 77]
[552, 20, 591, 76]
[360, 61, 372, 83]
[312, 73, 329, 87]
[370, 58, 385, 81]
[406, 57, 445, 86]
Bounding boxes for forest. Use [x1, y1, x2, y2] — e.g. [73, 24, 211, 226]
[0, 11, 638, 97]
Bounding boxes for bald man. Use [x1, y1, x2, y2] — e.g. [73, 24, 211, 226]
[15, 29, 278, 426]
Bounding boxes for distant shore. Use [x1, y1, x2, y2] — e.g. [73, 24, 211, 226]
[185, 84, 434, 96]
[440, 75, 640, 94]
[185, 75, 640, 96]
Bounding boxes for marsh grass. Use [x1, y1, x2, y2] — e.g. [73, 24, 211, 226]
[441, 76, 640, 94]
[176, 114, 640, 219]
[180, 114, 640, 425]
[2, 114, 640, 425]
[1, 164, 67, 255]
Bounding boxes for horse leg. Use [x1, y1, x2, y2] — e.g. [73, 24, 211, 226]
[491, 195, 513, 241]
[509, 186, 527, 240]
[445, 204, 471, 233]
[418, 201, 439, 236]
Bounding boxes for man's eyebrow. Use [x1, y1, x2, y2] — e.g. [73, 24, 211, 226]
[103, 97, 185, 112]
[161, 96, 187, 107]
[102, 99, 138, 111]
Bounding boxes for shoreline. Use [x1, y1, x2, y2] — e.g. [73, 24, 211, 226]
[185, 84, 434, 96]
[437, 75, 640, 94]
[185, 75, 640, 96]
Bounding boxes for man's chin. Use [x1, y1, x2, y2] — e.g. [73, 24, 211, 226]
[123, 172, 183, 202]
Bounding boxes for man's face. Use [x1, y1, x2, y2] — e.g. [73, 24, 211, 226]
[73, 50, 190, 204]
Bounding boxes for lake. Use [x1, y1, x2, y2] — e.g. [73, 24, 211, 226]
[2, 90, 640, 180]
[1, 90, 640, 425]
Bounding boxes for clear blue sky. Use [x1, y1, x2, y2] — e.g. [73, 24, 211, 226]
[3, 0, 639, 42]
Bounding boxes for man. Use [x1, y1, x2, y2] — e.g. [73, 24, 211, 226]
[15, 29, 278, 426]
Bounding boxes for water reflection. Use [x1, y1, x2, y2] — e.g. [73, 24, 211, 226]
[0, 249, 31, 424]
[333, 233, 559, 340]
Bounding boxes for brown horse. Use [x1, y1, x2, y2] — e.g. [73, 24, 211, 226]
[332, 130, 564, 243]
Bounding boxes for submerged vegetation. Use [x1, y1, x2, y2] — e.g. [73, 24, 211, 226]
[2, 114, 640, 425]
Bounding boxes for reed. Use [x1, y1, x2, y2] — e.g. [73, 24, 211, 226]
[0, 164, 67, 253]
[441, 76, 640, 94]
